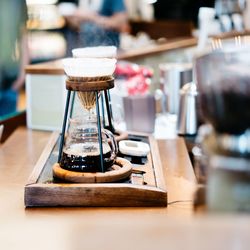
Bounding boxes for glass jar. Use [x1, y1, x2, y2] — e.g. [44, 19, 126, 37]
[195, 46, 250, 135]
[60, 116, 118, 172]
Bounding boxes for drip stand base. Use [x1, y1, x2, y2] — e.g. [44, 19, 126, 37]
[53, 157, 132, 183]
[24, 132, 167, 207]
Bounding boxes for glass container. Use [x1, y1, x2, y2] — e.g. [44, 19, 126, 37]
[60, 116, 118, 172]
[195, 47, 250, 135]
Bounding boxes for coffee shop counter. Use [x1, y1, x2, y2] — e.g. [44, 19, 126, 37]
[1, 127, 250, 250]
[25, 38, 197, 131]
[26, 37, 197, 74]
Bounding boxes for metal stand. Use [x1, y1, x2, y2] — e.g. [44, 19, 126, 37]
[100, 92, 105, 128]
[95, 91, 104, 172]
[58, 90, 71, 163]
[57, 76, 115, 173]
[104, 90, 115, 133]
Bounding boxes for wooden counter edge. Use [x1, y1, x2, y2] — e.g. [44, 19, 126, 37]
[25, 60, 64, 75]
[26, 131, 59, 185]
[25, 30, 250, 75]
[118, 37, 197, 60]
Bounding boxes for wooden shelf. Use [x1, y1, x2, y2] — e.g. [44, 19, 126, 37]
[25, 37, 197, 75]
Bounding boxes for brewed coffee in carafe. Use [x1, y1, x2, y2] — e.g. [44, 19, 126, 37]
[60, 116, 117, 172]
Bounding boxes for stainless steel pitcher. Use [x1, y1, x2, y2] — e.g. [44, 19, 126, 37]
[159, 63, 193, 115]
[177, 82, 198, 135]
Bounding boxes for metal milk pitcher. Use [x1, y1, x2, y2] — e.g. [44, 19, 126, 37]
[159, 63, 193, 115]
[177, 82, 198, 135]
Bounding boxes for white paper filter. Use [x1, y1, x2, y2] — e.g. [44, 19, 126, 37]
[62, 57, 117, 77]
[72, 46, 117, 58]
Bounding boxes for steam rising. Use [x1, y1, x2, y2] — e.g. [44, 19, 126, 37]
[64, 22, 119, 56]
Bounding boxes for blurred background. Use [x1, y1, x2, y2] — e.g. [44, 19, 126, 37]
[2, 0, 250, 131]
[1, 0, 250, 214]
[25, 0, 218, 63]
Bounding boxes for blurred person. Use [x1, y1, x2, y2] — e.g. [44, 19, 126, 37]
[0, 0, 29, 117]
[61, 0, 129, 49]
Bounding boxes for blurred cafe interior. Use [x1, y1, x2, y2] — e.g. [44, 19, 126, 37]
[1, 0, 250, 249]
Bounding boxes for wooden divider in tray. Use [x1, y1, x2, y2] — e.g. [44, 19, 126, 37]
[24, 132, 167, 207]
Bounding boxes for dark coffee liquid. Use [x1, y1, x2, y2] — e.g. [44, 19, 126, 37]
[60, 143, 114, 172]
[200, 75, 250, 134]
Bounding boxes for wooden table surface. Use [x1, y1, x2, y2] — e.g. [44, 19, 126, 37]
[1, 127, 250, 250]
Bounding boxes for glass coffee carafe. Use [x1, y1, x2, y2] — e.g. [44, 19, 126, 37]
[60, 116, 118, 172]
[58, 57, 118, 174]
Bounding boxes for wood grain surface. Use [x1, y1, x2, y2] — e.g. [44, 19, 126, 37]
[2, 127, 249, 250]
[25, 133, 167, 207]
[52, 157, 132, 183]
[66, 78, 114, 91]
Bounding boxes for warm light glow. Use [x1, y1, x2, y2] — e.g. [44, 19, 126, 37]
[26, 0, 58, 5]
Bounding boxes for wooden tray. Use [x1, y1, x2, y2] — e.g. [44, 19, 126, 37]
[25, 132, 167, 207]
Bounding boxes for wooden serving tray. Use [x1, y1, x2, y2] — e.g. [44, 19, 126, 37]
[25, 132, 167, 207]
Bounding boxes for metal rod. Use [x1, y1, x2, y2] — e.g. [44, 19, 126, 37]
[104, 90, 115, 133]
[100, 91, 105, 128]
[107, 90, 114, 120]
[96, 91, 104, 173]
[58, 90, 71, 163]
[69, 91, 76, 118]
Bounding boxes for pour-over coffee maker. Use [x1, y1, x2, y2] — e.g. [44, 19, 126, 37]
[53, 57, 132, 183]
[195, 46, 250, 211]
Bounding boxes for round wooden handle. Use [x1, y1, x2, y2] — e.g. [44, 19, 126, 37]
[53, 157, 132, 183]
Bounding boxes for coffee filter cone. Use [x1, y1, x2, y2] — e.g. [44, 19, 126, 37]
[62, 58, 117, 78]
[77, 91, 97, 111]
